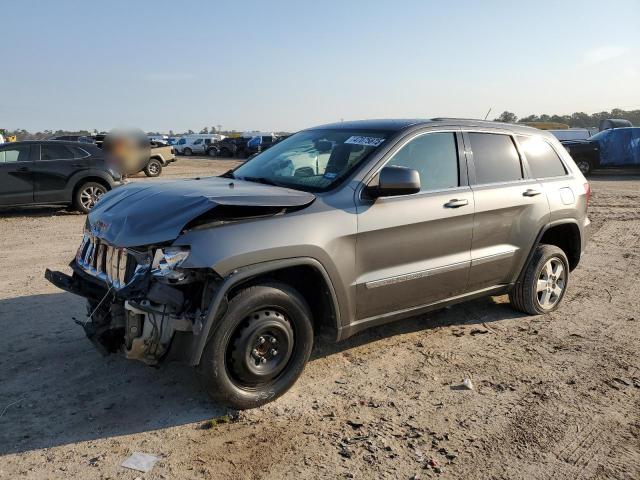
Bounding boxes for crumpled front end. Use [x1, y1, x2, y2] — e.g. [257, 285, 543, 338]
[46, 231, 221, 365]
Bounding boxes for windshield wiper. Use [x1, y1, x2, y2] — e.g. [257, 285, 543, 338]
[220, 169, 235, 179]
[240, 176, 281, 187]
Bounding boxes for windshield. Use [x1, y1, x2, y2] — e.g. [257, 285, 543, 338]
[588, 130, 609, 141]
[231, 129, 391, 192]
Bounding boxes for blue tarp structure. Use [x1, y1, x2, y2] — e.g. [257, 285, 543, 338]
[593, 127, 640, 166]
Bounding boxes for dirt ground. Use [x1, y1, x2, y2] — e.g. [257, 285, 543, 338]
[1, 158, 638, 479]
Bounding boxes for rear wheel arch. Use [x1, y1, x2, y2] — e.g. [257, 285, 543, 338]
[515, 220, 581, 287]
[71, 175, 111, 200]
[538, 222, 581, 271]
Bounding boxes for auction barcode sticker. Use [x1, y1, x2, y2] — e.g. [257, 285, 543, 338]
[344, 136, 386, 147]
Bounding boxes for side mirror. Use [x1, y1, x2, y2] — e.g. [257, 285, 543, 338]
[369, 166, 421, 197]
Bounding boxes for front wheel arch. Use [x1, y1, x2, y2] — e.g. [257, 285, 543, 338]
[189, 258, 342, 366]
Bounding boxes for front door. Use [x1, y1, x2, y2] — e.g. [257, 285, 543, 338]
[464, 131, 550, 290]
[355, 130, 474, 320]
[0, 144, 34, 206]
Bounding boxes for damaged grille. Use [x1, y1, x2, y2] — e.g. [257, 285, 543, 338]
[75, 234, 142, 289]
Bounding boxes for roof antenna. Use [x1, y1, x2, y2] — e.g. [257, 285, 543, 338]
[483, 108, 492, 120]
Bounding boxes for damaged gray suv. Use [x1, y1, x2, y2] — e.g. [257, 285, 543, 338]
[46, 119, 591, 409]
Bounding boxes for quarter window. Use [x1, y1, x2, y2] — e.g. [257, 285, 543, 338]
[469, 133, 523, 184]
[41, 144, 74, 160]
[387, 132, 459, 191]
[517, 136, 567, 178]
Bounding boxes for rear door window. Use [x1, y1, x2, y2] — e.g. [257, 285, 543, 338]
[40, 144, 75, 160]
[468, 133, 523, 184]
[517, 136, 567, 178]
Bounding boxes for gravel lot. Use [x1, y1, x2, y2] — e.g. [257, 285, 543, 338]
[0, 158, 638, 479]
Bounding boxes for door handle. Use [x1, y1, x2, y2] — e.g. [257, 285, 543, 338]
[523, 189, 542, 197]
[444, 198, 469, 208]
[17, 166, 30, 172]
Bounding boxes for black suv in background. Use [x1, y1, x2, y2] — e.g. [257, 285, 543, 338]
[0, 140, 122, 213]
[208, 137, 249, 158]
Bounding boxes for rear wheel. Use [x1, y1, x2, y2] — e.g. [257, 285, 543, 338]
[207, 148, 218, 157]
[144, 158, 163, 177]
[509, 244, 569, 315]
[74, 181, 107, 213]
[197, 283, 314, 409]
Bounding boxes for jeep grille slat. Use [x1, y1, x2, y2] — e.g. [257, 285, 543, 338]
[76, 233, 140, 289]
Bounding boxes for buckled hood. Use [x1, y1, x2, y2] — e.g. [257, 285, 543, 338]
[87, 176, 316, 247]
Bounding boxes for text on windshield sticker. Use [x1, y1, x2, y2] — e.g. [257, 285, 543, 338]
[344, 136, 385, 147]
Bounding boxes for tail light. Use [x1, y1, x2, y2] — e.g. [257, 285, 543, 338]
[584, 183, 591, 208]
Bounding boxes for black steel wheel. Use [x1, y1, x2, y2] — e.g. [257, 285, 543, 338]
[197, 283, 313, 409]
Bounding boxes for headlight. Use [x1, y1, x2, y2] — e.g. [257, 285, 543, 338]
[152, 247, 190, 281]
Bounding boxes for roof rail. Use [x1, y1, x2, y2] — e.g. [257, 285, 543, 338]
[431, 117, 490, 122]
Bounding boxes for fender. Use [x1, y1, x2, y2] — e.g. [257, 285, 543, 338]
[187, 257, 341, 366]
[512, 218, 582, 285]
[65, 169, 118, 198]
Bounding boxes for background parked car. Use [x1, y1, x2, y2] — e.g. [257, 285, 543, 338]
[145, 141, 177, 177]
[0, 140, 122, 213]
[563, 127, 640, 175]
[245, 135, 277, 156]
[174, 134, 222, 156]
[209, 137, 248, 157]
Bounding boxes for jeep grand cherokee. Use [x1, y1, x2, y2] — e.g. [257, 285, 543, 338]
[46, 118, 591, 409]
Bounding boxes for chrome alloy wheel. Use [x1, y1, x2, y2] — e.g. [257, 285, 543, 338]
[536, 257, 566, 309]
[80, 185, 105, 210]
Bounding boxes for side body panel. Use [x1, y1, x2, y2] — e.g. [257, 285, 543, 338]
[353, 129, 474, 320]
[463, 130, 550, 290]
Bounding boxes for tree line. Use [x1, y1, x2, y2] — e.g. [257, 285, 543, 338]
[494, 108, 640, 128]
[5, 109, 638, 140]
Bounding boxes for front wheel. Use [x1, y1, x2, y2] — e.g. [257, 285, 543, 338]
[144, 158, 163, 177]
[509, 244, 569, 315]
[74, 181, 107, 214]
[576, 159, 592, 175]
[183, 147, 193, 156]
[197, 283, 314, 409]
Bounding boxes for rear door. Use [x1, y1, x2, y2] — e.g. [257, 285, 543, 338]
[465, 131, 550, 291]
[355, 129, 474, 320]
[33, 143, 88, 202]
[0, 144, 34, 205]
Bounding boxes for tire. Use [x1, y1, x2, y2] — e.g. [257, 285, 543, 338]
[144, 158, 163, 177]
[197, 282, 314, 409]
[74, 181, 108, 214]
[576, 159, 592, 176]
[183, 147, 193, 156]
[509, 244, 569, 315]
[220, 147, 231, 158]
[207, 148, 218, 157]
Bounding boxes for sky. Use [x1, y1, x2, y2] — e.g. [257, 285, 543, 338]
[1, 0, 639, 133]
